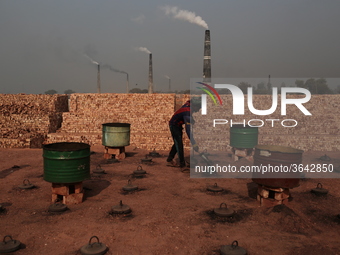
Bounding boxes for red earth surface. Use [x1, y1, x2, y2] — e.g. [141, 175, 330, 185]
[0, 146, 340, 255]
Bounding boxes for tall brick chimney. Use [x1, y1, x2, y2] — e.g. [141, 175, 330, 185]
[97, 64, 101, 93]
[203, 30, 211, 83]
[148, 53, 154, 93]
[126, 73, 129, 93]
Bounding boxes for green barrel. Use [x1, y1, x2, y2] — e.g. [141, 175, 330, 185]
[102, 123, 130, 147]
[43, 142, 90, 183]
[230, 124, 258, 149]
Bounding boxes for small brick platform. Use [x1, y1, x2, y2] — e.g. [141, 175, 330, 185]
[231, 147, 254, 162]
[104, 146, 126, 160]
[51, 182, 84, 205]
[257, 185, 290, 207]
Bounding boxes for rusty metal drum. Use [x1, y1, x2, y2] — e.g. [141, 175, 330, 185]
[252, 144, 304, 188]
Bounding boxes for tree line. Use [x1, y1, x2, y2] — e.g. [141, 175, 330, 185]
[45, 78, 340, 94]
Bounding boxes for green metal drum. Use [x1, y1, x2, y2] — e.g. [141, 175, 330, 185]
[43, 142, 90, 183]
[230, 124, 258, 149]
[102, 123, 130, 147]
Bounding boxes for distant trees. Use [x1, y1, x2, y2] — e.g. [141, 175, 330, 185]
[129, 88, 148, 93]
[295, 78, 333, 94]
[44, 89, 76, 94]
[45, 89, 57, 95]
[335, 85, 340, 94]
[64, 89, 76, 94]
[238, 82, 252, 94]
[253, 82, 269, 94]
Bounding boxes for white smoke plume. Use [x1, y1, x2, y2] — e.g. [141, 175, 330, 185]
[160, 5, 208, 29]
[84, 54, 99, 65]
[135, 47, 151, 54]
[131, 14, 145, 24]
[165, 75, 170, 79]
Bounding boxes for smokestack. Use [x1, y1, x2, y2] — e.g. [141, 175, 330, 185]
[97, 64, 101, 93]
[148, 53, 153, 93]
[203, 30, 211, 83]
[126, 73, 129, 93]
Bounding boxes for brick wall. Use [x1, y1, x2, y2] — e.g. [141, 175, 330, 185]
[0, 94, 68, 148]
[1, 93, 339, 151]
[194, 94, 340, 151]
[47, 93, 176, 150]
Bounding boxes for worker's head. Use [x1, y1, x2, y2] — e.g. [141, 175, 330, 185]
[190, 97, 201, 113]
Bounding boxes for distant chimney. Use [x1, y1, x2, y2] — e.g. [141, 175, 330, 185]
[97, 64, 101, 93]
[148, 53, 153, 93]
[203, 30, 211, 83]
[126, 73, 129, 93]
[267, 74, 272, 91]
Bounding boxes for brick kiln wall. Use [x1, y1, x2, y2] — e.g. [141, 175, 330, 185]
[1, 93, 339, 151]
[47, 93, 340, 151]
[0, 94, 68, 148]
[47, 93, 177, 150]
[194, 94, 340, 151]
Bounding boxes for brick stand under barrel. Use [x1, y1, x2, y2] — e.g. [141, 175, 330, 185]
[43, 142, 91, 205]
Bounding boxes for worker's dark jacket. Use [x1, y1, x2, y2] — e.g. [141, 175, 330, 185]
[169, 100, 196, 145]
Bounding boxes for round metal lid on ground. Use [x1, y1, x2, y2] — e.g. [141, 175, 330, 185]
[111, 200, 131, 214]
[122, 179, 138, 192]
[207, 183, 223, 192]
[48, 202, 68, 212]
[0, 235, 21, 253]
[318, 154, 331, 161]
[80, 236, 108, 255]
[133, 165, 146, 175]
[149, 149, 161, 157]
[213, 203, 235, 217]
[141, 156, 153, 163]
[311, 183, 329, 195]
[18, 179, 35, 189]
[220, 240, 248, 255]
[93, 165, 106, 174]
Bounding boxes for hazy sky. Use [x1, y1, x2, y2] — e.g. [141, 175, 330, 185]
[1, 0, 339, 94]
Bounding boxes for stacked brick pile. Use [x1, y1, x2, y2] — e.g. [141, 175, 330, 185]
[3, 93, 337, 151]
[46, 93, 177, 150]
[0, 94, 68, 148]
[194, 94, 340, 151]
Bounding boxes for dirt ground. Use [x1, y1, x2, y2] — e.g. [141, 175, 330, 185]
[0, 146, 340, 255]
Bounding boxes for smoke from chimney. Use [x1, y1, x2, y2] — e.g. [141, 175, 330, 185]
[135, 47, 151, 54]
[161, 6, 208, 29]
[102, 64, 129, 93]
[203, 30, 211, 82]
[84, 54, 99, 65]
[135, 46, 153, 93]
[165, 75, 171, 91]
[83, 54, 101, 93]
[148, 53, 153, 94]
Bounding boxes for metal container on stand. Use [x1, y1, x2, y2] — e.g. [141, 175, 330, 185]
[43, 142, 91, 183]
[230, 124, 258, 149]
[252, 144, 303, 188]
[102, 123, 130, 147]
